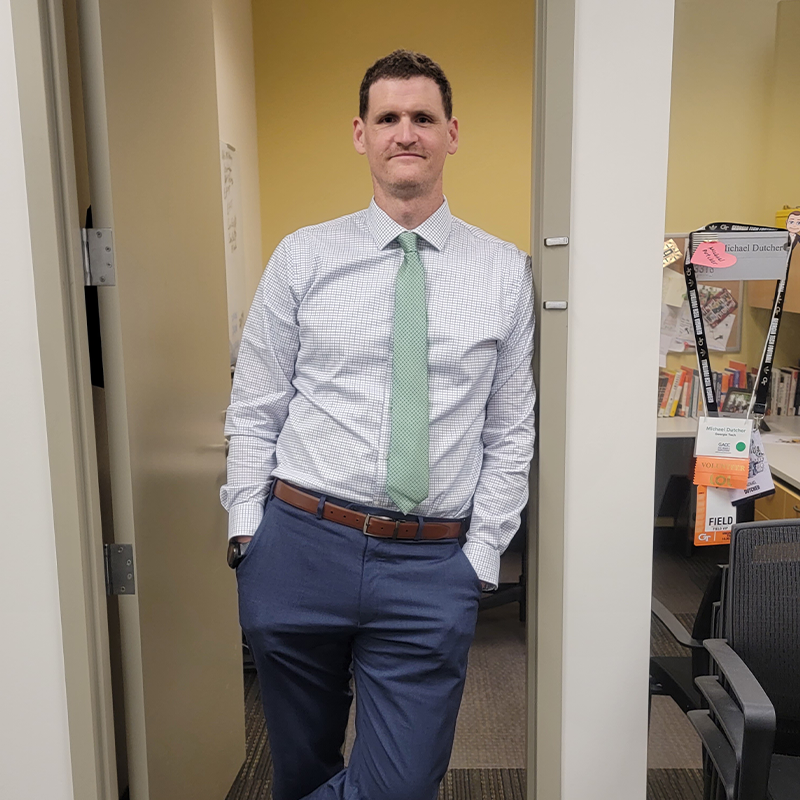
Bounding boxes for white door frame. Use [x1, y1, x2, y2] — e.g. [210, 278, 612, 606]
[8, 1, 117, 798]
[528, 0, 574, 795]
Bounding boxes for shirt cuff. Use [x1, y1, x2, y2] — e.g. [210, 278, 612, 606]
[227, 501, 264, 541]
[462, 538, 501, 590]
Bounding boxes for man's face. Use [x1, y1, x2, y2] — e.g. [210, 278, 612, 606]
[353, 77, 458, 200]
[788, 214, 800, 235]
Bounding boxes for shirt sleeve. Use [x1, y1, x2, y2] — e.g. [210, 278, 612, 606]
[462, 253, 535, 588]
[220, 237, 300, 540]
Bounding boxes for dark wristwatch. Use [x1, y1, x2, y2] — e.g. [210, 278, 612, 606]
[227, 539, 251, 569]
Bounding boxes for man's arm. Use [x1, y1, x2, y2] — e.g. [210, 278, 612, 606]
[220, 238, 300, 541]
[462, 255, 535, 589]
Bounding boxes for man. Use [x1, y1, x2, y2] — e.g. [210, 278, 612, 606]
[221, 50, 534, 800]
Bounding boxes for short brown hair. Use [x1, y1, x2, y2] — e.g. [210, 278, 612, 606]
[359, 50, 453, 120]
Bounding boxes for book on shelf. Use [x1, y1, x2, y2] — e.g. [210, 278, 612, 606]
[655, 358, 797, 418]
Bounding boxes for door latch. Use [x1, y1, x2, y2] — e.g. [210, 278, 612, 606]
[82, 228, 116, 286]
[103, 543, 136, 595]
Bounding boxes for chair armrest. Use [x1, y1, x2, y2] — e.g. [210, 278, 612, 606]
[703, 639, 776, 799]
[695, 675, 744, 756]
[687, 709, 737, 799]
[703, 640, 775, 729]
[652, 597, 702, 648]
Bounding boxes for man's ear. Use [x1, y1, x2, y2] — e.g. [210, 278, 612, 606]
[353, 117, 367, 155]
[447, 116, 459, 156]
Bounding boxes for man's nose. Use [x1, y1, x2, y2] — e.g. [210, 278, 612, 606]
[395, 118, 418, 145]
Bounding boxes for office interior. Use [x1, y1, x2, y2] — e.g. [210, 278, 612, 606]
[4, 0, 700, 799]
[649, 2, 800, 799]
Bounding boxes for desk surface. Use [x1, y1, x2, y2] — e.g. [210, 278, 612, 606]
[657, 417, 800, 493]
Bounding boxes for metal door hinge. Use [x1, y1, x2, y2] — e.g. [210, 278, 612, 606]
[104, 543, 135, 595]
[82, 228, 116, 286]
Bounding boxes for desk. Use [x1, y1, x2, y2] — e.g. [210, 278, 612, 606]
[657, 417, 800, 492]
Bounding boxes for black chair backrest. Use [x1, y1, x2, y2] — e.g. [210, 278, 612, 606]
[727, 520, 800, 755]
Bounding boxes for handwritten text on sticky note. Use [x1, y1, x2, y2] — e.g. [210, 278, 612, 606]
[691, 241, 737, 269]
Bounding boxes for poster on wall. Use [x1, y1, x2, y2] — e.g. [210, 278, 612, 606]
[220, 141, 247, 367]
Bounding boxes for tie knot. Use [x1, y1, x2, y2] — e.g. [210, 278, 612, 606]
[397, 231, 418, 254]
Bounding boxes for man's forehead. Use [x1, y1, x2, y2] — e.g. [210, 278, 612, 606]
[367, 77, 445, 113]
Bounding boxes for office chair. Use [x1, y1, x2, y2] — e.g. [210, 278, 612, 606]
[688, 520, 800, 800]
[650, 566, 723, 715]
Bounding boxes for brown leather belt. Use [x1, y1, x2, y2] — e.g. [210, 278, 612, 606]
[273, 480, 463, 540]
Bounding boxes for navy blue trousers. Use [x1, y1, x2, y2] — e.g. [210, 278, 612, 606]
[236, 487, 481, 800]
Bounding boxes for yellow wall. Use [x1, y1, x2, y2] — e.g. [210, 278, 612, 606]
[664, 0, 800, 377]
[251, 0, 534, 275]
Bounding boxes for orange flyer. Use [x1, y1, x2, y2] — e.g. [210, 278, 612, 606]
[693, 456, 749, 490]
[694, 485, 733, 546]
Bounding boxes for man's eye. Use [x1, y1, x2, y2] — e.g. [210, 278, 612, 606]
[379, 115, 396, 124]
[417, 116, 432, 124]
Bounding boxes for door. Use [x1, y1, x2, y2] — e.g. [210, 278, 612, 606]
[75, 1, 244, 797]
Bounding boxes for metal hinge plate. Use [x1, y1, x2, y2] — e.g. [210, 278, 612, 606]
[82, 228, 116, 286]
[104, 543, 136, 595]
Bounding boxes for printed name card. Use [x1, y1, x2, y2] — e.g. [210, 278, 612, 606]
[693, 417, 752, 490]
[730, 428, 775, 505]
[689, 231, 790, 281]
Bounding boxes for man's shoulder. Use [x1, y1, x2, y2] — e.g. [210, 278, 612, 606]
[282, 209, 369, 248]
[450, 216, 530, 264]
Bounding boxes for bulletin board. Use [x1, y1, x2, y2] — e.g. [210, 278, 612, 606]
[663, 234, 743, 354]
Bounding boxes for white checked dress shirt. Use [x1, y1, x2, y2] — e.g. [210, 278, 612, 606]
[221, 199, 535, 588]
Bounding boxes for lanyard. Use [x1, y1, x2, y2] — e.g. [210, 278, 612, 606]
[682, 222, 792, 419]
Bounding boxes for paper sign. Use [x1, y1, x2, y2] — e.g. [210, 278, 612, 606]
[689, 231, 790, 281]
[694, 456, 749, 489]
[663, 238, 683, 268]
[691, 241, 737, 269]
[662, 268, 686, 307]
[694, 485, 734, 546]
[730, 428, 775, 505]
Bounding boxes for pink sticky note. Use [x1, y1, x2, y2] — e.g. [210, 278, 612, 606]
[691, 241, 737, 269]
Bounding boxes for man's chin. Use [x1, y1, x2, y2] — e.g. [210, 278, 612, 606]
[384, 178, 428, 200]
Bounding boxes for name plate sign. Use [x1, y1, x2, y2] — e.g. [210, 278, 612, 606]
[689, 230, 789, 281]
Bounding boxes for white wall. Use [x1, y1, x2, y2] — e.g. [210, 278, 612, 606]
[0, 1, 74, 797]
[561, 1, 675, 797]
[212, 0, 264, 300]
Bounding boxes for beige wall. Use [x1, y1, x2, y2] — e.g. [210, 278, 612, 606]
[665, 0, 800, 376]
[0, 0, 74, 795]
[251, 0, 535, 269]
[665, 0, 780, 233]
[212, 0, 264, 299]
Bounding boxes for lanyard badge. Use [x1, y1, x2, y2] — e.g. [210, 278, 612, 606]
[682, 223, 790, 529]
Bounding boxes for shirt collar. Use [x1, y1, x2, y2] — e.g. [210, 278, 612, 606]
[366, 197, 453, 252]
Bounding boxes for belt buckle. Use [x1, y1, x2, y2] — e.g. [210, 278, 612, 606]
[362, 514, 401, 538]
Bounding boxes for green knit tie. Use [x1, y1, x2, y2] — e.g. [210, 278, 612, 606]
[387, 231, 430, 513]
